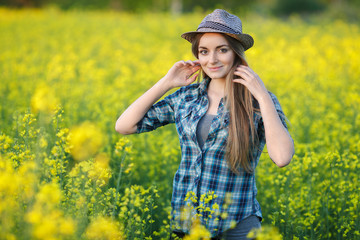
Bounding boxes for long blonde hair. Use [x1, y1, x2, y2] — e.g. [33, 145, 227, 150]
[192, 33, 258, 174]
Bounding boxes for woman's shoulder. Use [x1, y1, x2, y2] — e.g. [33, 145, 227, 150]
[183, 80, 203, 91]
[181, 78, 209, 96]
[163, 82, 200, 107]
[171, 82, 203, 99]
[165, 78, 208, 107]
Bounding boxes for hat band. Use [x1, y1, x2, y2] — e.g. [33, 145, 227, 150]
[197, 21, 241, 35]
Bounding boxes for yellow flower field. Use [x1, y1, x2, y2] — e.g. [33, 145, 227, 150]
[0, 8, 359, 239]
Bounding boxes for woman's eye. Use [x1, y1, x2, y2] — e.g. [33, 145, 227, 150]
[220, 48, 228, 53]
[199, 50, 207, 55]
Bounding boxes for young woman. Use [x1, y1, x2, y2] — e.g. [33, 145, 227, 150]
[115, 9, 294, 240]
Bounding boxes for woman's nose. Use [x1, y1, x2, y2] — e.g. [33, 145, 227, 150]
[209, 52, 218, 63]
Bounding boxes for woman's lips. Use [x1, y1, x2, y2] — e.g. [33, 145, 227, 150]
[208, 66, 222, 71]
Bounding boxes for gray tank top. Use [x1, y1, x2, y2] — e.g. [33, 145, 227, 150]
[196, 114, 216, 149]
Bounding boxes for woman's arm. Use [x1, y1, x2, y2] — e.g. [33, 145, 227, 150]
[234, 65, 294, 167]
[115, 60, 200, 135]
[257, 94, 294, 167]
[115, 78, 171, 135]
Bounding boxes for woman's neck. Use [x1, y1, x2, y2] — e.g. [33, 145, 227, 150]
[208, 78, 226, 98]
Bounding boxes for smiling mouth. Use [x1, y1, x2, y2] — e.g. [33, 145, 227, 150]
[208, 66, 222, 71]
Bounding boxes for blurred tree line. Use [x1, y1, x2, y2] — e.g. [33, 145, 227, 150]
[1, 0, 359, 17]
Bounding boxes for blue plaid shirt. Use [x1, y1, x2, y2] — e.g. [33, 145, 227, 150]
[136, 78, 288, 236]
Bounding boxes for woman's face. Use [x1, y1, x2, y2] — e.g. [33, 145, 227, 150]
[198, 33, 236, 81]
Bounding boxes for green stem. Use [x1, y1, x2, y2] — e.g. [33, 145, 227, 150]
[112, 151, 127, 219]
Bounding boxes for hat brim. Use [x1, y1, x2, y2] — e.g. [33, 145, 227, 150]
[181, 30, 254, 51]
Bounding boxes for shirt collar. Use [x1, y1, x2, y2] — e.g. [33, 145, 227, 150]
[198, 77, 211, 95]
[198, 77, 228, 107]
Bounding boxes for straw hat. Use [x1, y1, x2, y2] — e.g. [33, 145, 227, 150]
[181, 9, 254, 51]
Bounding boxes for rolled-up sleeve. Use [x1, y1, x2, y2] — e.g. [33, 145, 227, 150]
[257, 92, 289, 139]
[136, 88, 182, 134]
[268, 92, 288, 129]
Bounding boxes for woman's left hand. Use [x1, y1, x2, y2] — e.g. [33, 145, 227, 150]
[233, 65, 269, 102]
[234, 65, 294, 167]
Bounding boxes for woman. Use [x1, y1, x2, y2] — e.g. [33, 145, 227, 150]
[115, 9, 294, 240]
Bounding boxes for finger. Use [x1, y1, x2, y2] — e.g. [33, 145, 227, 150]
[236, 65, 258, 80]
[185, 60, 196, 66]
[185, 60, 200, 67]
[238, 65, 257, 76]
[234, 70, 251, 81]
[233, 78, 247, 86]
[188, 73, 199, 83]
[187, 60, 202, 67]
[236, 65, 251, 73]
[191, 65, 201, 72]
[177, 60, 187, 67]
[186, 68, 200, 79]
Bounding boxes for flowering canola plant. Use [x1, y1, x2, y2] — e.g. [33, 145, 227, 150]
[0, 8, 359, 239]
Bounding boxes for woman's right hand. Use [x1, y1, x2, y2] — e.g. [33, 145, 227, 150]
[161, 60, 201, 89]
[115, 60, 200, 135]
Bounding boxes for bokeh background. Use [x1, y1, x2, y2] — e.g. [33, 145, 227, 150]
[0, 0, 360, 20]
[0, 0, 359, 239]
[1, 0, 360, 18]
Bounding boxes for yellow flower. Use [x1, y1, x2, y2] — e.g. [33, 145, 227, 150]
[25, 182, 75, 239]
[184, 218, 211, 240]
[85, 216, 123, 240]
[69, 122, 105, 161]
[212, 203, 219, 210]
[94, 152, 110, 169]
[124, 163, 134, 174]
[36, 182, 62, 205]
[39, 136, 48, 148]
[59, 219, 75, 235]
[0, 134, 13, 150]
[31, 84, 59, 114]
[247, 225, 283, 240]
[220, 212, 228, 219]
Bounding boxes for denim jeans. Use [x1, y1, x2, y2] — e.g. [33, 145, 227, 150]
[170, 215, 261, 240]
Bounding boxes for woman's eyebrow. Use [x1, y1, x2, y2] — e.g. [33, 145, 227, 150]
[199, 44, 229, 49]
